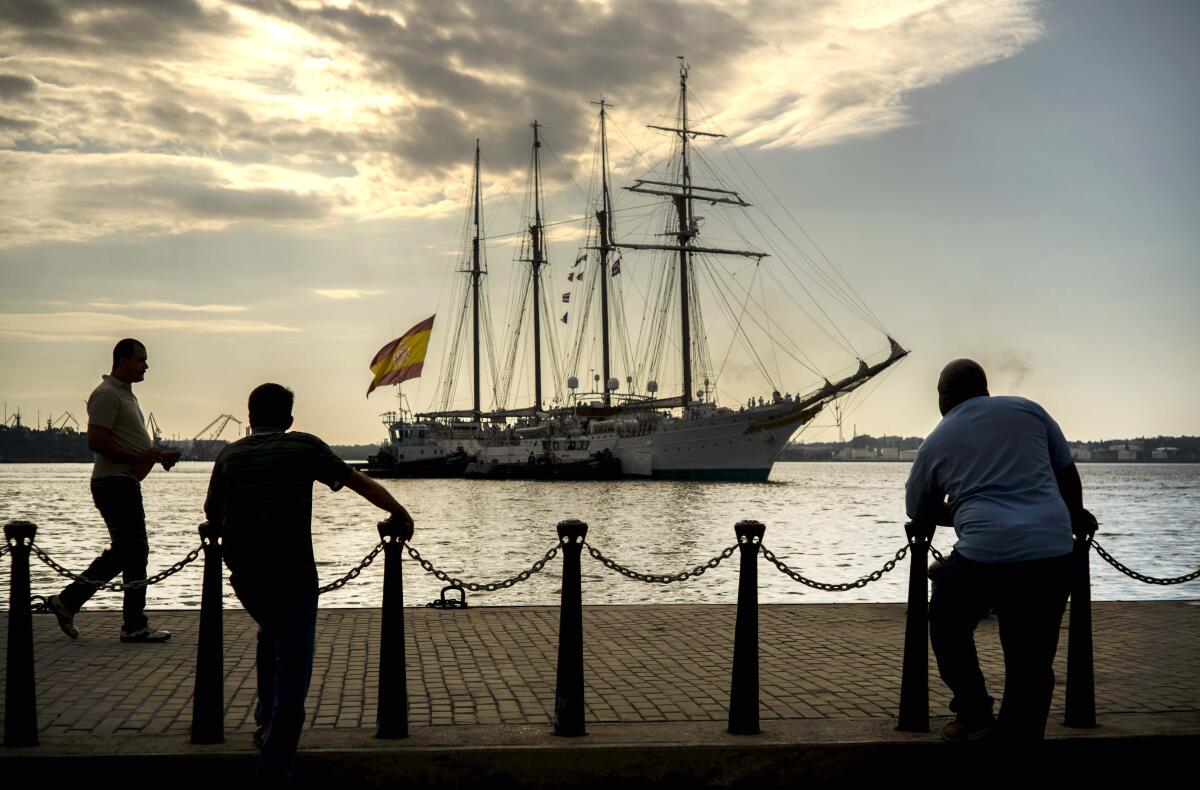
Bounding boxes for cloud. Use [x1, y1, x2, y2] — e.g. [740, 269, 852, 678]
[0, 74, 38, 101]
[0, 0, 236, 56]
[0, 152, 337, 244]
[0, 0, 1045, 247]
[88, 300, 247, 313]
[0, 114, 39, 131]
[312, 288, 384, 300]
[0, 310, 300, 342]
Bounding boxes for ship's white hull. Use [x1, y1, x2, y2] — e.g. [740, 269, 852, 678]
[373, 399, 816, 481]
[604, 402, 809, 480]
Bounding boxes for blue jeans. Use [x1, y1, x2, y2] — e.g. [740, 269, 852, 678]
[60, 476, 149, 632]
[929, 550, 1071, 740]
[236, 588, 318, 787]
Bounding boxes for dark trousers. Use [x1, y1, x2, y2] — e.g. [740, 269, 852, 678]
[929, 550, 1071, 740]
[59, 476, 149, 632]
[236, 588, 318, 787]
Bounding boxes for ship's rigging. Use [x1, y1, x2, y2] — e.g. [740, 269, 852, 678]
[416, 60, 905, 435]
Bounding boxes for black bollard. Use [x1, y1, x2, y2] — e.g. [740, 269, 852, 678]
[376, 515, 413, 739]
[1064, 529, 1097, 728]
[4, 520, 39, 747]
[191, 521, 225, 744]
[553, 519, 588, 737]
[897, 520, 935, 733]
[728, 519, 764, 735]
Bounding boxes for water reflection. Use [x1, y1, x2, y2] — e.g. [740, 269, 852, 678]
[1, 462, 1196, 609]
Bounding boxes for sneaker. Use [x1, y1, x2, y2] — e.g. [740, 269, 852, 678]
[47, 595, 79, 640]
[120, 627, 171, 643]
[942, 718, 994, 742]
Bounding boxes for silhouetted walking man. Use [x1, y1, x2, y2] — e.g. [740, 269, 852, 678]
[204, 383, 413, 787]
[48, 338, 180, 642]
[906, 359, 1095, 742]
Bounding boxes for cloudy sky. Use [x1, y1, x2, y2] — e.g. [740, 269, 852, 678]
[1, 0, 1197, 444]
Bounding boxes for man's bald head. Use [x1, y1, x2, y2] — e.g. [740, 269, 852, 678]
[937, 359, 989, 416]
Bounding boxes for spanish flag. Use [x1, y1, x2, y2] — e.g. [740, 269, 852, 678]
[367, 315, 435, 397]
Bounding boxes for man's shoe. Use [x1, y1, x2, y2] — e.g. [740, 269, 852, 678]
[942, 718, 994, 742]
[120, 627, 171, 643]
[47, 595, 79, 640]
[253, 724, 269, 750]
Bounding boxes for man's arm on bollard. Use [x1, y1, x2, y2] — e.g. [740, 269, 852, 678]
[1054, 463, 1098, 537]
[345, 470, 414, 531]
[202, 456, 224, 529]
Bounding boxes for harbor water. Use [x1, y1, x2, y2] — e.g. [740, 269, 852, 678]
[1, 462, 1196, 609]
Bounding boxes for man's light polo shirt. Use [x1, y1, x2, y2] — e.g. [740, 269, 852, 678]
[87, 374, 153, 479]
[905, 395, 1074, 563]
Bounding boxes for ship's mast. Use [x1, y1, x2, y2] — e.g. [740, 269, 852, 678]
[675, 62, 694, 406]
[530, 121, 545, 411]
[471, 140, 482, 418]
[593, 98, 615, 406]
[624, 59, 764, 407]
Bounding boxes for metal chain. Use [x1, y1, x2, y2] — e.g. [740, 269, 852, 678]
[583, 541, 739, 584]
[928, 544, 946, 563]
[29, 542, 201, 591]
[1091, 539, 1200, 586]
[0, 543, 10, 558]
[761, 542, 909, 591]
[318, 542, 384, 595]
[405, 542, 560, 592]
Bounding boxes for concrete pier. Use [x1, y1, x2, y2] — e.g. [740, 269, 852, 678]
[2, 601, 1198, 785]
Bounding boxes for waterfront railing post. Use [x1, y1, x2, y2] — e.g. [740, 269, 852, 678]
[191, 521, 224, 744]
[728, 519, 764, 735]
[897, 520, 935, 733]
[553, 518, 588, 737]
[376, 515, 414, 739]
[4, 520, 38, 747]
[1065, 523, 1097, 728]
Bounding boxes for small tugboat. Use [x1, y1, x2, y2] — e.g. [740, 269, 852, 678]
[355, 411, 471, 478]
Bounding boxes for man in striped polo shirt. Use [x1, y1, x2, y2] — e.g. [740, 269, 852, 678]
[204, 383, 413, 787]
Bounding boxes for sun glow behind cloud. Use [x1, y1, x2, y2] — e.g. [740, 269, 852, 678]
[0, 0, 1044, 248]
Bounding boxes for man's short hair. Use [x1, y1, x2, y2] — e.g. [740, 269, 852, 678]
[248, 383, 294, 427]
[112, 338, 145, 368]
[939, 359, 989, 401]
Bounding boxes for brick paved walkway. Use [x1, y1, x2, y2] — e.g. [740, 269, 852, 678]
[2, 601, 1197, 738]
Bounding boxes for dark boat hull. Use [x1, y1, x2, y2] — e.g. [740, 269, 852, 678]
[463, 452, 622, 481]
[356, 451, 471, 479]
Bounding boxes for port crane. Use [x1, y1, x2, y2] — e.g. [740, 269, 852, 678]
[146, 412, 163, 443]
[194, 414, 242, 442]
[51, 412, 80, 431]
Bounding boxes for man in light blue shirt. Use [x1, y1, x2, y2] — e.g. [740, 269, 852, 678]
[906, 359, 1094, 742]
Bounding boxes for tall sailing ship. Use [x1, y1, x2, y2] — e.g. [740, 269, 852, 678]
[365, 61, 907, 481]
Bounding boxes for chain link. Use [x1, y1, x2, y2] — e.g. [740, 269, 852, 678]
[583, 541, 739, 584]
[29, 542, 201, 591]
[318, 542, 384, 595]
[761, 542, 909, 591]
[405, 542, 560, 592]
[1091, 539, 1200, 586]
[0, 543, 10, 559]
[928, 544, 946, 563]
